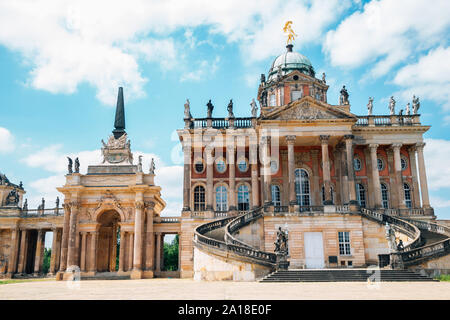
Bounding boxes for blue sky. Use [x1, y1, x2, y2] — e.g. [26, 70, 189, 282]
[0, 0, 450, 220]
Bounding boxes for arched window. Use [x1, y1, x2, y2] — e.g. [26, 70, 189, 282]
[381, 183, 389, 209]
[295, 169, 310, 206]
[403, 183, 412, 208]
[215, 186, 228, 211]
[193, 185, 205, 211]
[237, 185, 250, 211]
[269, 94, 277, 107]
[271, 185, 281, 207]
[356, 183, 366, 208]
[321, 185, 334, 205]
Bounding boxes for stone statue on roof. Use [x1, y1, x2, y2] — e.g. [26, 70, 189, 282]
[389, 96, 396, 115]
[412, 95, 420, 114]
[339, 85, 349, 105]
[405, 102, 411, 115]
[206, 100, 214, 118]
[227, 99, 234, 118]
[74, 157, 80, 173]
[184, 99, 192, 119]
[322, 72, 326, 83]
[138, 155, 143, 173]
[67, 157, 73, 174]
[367, 97, 374, 116]
[250, 99, 258, 118]
[149, 158, 155, 174]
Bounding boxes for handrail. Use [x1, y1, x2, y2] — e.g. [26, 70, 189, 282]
[194, 209, 277, 266]
[21, 207, 62, 217]
[361, 208, 450, 266]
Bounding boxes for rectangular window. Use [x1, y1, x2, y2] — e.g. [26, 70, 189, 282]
[291, 90, 302, 101]
[338, 231, 351, 256]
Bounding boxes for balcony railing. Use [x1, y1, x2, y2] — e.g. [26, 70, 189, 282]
[355, 115, 421, 127]
[21, 208, 62, 217]
[191, 117, 254, 129]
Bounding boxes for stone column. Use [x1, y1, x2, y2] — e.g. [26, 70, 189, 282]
[250, 140, 259, 208]
[205, 145, 214, 212]
[160, 234, 165, 271]
[392, 143, 406, 209]
[408, 146, 421, 208]
[145, 203, 155, 271]
[67, 201, 80, 269]
[33, 230, 45, 274]
[369, 144, 382, 208]
[416, 142, 430, 208]
[344, 135, 357, 204]
[227, 141, 236, 211]
[286, 135, 296, 205]
[80, 232, 87, 272]
[118, 230, 126, 272]
[311, 150, 320, 205]
[49, 228, 60, 275]
[182, 144, 191, 211]
[155, 232, 162, 273]
[320, 135, 332, 205]
[261, 136, 272, 205]
[7, 228, 19, 275]
[128, 232, 134, 271]
[17, 229, 28, 274]
[89, 231, 98, 272]
[132, 201, 144, 277]
[339, 145, 349, 204]
[59, 204, 71, 272]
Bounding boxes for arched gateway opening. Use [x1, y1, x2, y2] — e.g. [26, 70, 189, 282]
[96, 210, 121, 272]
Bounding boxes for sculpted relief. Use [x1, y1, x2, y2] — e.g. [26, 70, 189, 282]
[276, 102, 342, 121]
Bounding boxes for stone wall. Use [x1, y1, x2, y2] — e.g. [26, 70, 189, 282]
[263, 214, 367, 268]
[193, 246, 271, 281]
[0, 229, 11, 273]
[233, 217, 264, 250]
[361, 218, 390, 265]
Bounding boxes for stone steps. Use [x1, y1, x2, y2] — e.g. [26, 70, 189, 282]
[260, 269, 436, 282]
[81, 272, 130, 281]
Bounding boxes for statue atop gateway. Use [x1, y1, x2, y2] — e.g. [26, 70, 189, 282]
[100, 87, 133, 165]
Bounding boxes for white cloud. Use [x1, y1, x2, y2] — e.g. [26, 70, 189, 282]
[180, 56, 220, 82]
[393, 47, 450, 110]
[0, 127, 15, 153]
[424, 138, 450, 191]
[430, 196, 450, 209]
[324, 0, 450, 78]
[0, 0, 349, 104]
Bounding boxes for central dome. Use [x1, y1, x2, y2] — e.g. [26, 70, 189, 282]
[268, 44, 315, 81]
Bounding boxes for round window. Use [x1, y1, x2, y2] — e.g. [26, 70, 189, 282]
[237, 158, 248, 172]
[194, 160, 204, 173]
[216, 159, 226, 173]
[353, 157, 362, 171]
[401, 157, 408, 170]
[270, 159, 279, 174]
[377, 158, 384, 171]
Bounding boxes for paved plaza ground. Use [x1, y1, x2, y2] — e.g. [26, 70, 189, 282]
[0, 279, 449, 300]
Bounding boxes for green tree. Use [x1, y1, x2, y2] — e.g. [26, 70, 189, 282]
[163, 235, 179, 271]
[42, 248, 51, 274]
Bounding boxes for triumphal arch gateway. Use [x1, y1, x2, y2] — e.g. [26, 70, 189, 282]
[1, 44, 450, 281]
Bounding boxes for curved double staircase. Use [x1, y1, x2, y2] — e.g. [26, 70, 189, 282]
[193, 206, 450, 281]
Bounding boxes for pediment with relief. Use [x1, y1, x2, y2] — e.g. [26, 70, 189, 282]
[267, 97, 356, 121]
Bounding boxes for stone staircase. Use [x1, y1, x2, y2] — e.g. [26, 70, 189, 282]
[260, 269, 436, 282]
[81, 272, 130, 280]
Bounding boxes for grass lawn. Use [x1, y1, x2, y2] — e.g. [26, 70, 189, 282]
[0, 278, 54, 285]
[434, 274, 450, 282]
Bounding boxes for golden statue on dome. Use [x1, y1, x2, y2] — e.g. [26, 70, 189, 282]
[283, 21, 297, 45]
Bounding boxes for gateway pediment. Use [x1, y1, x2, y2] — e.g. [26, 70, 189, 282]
[266, 97, 356, 121]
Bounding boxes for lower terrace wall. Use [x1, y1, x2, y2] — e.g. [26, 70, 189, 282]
[263, 214, 369, 268]
[193, 246, 272, 281]
[361, 218, 390, 266]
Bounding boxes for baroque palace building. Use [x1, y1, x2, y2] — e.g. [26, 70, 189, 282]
[1, 44, 450, 281]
